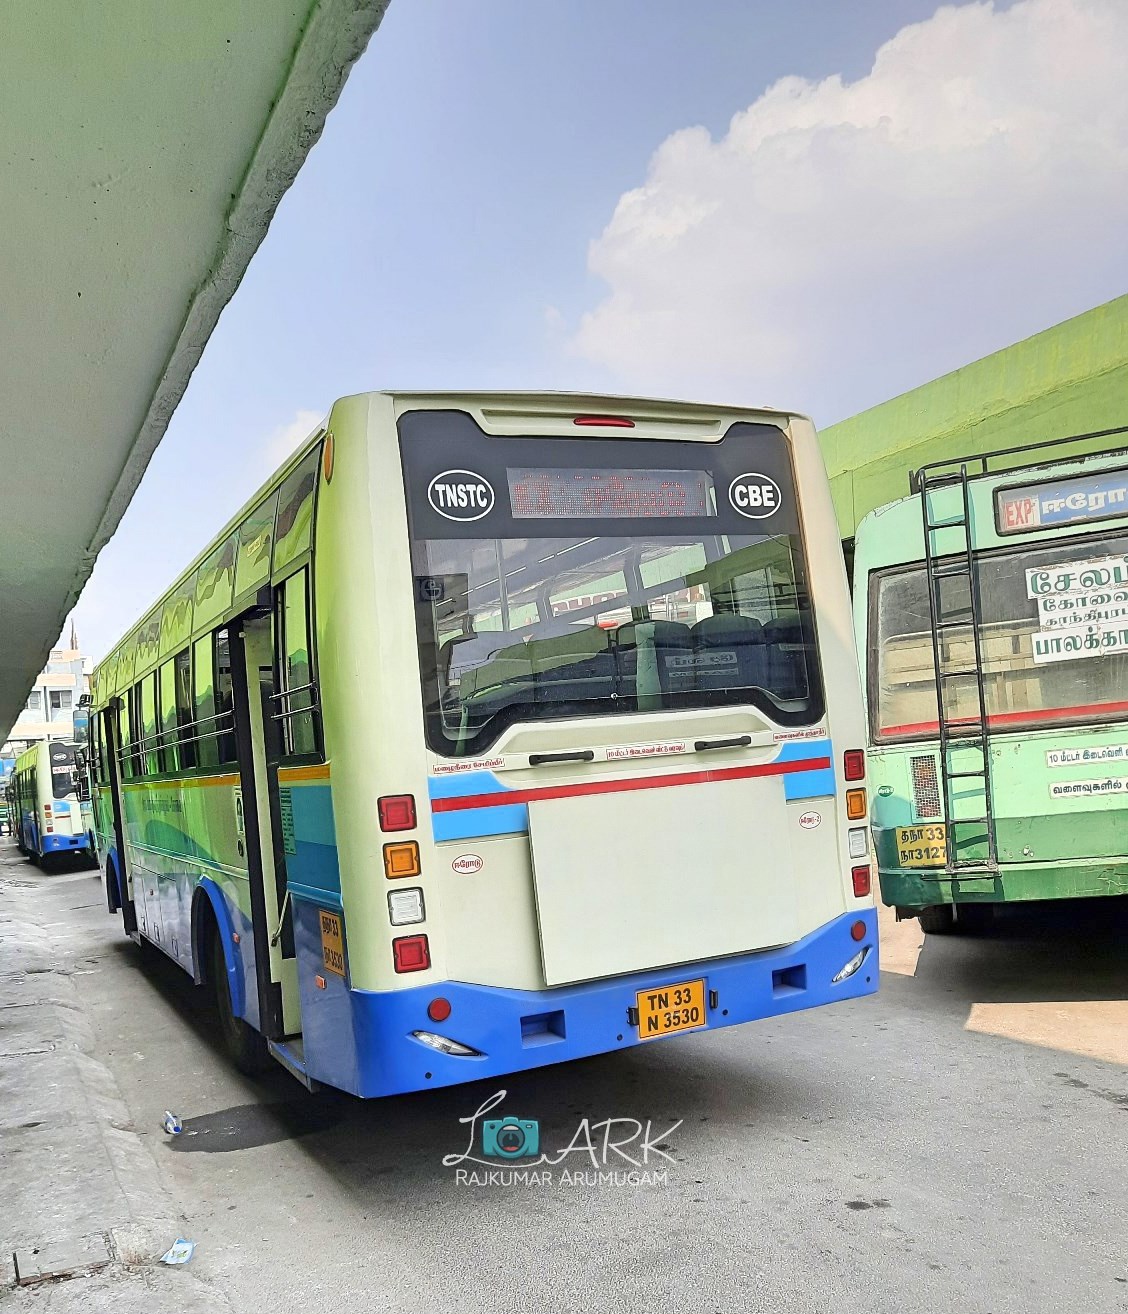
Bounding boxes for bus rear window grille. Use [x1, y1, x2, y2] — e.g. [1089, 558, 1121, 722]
[910, 755, 943, 820]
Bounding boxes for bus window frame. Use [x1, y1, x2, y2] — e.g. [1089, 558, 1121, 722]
[158, 659, 179, 774]
[272, 563, 324, 765]
[174, 647, 197, 771]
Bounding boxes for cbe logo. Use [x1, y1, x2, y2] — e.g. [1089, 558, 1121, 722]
[728, 472, 781, 519]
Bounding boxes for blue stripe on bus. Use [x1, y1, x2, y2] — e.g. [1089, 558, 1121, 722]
[429, 772, 529, 842]
[776, 739, 836, 800]
[283, 784, 342, 895]
[427, 738, 835, 841]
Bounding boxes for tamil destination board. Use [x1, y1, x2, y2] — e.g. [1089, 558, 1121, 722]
[996, 466, 1128, 534]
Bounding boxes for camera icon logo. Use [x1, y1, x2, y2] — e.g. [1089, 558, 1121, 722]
[482, 1117, 540, 1159]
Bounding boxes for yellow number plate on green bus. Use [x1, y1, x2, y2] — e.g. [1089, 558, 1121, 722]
[319, 910, 345, 977]
[895, 824, 947, 868]
[636, 979, 706, 1040]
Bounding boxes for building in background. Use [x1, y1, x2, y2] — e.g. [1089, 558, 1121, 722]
[820, 292, 1128, 543]
[0, 622, 91, 779]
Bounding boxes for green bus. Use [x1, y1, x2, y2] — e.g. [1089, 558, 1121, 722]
[853, 428, 1128, 932]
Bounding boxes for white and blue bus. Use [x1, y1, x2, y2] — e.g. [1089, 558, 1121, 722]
[13, 739, 96, 868]
[89, 392, 876, 1096]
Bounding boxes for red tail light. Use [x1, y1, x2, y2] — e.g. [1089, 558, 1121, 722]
[393, 934, 430, 973]
[851, 865, 872, 898]
[378, 795, 417, 832]
[850, 920, 867, 942]
[844, 750, 866, 781]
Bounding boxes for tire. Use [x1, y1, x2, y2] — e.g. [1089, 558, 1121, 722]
[918, 903, 956, 934]
[955, 902, 996, 933]
[210, 932, 269, 1075]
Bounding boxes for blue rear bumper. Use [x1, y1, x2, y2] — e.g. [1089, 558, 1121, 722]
[297, 908, 879, 1098]
[42, 832, 90, 854]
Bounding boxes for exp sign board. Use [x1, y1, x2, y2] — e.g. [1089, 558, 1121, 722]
[996, 467, 1128, 535]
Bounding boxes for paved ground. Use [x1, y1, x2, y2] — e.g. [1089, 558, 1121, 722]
[2, 837, 1126, 1312]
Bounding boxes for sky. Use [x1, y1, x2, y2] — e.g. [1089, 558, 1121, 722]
[73, 0, 1128, 659]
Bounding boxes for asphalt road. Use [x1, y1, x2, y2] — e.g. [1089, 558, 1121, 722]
[6, 846, 1128, 1312]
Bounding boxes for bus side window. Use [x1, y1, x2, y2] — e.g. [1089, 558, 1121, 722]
[276, 568, 320, 759]
[158, 660, 179, 773]
[174, 648, 196, 770]
[130, 685, 145, 778]
[194, 636, 216, 769]
[213, 629, 237, 765]
[89, 712, 100, 786]
[98, 710, 110, 784]
[141, 675, 158, 777]
[118, 697, 133, 780]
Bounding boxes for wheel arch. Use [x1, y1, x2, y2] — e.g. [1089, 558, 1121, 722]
[105, 852, 121, 914]
[190, 879, 246, 1019]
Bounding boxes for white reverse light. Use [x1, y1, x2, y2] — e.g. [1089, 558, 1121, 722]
[411, 1030, 481, 1057]
[831, 947, 870, 985]
[848, 827, 869, 859]
[388, 887, 425, 926]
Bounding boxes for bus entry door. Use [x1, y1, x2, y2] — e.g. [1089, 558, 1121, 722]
[230, 615, 302, 1040]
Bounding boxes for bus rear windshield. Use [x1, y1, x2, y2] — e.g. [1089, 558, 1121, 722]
[401, 411, 825, 756]
[871, 529, 1128, 740]
[48, 744, 78, 799]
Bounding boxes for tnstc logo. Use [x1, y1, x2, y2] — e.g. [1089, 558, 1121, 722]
[427, 469, 496, 522]
[728, 472, 781, 519]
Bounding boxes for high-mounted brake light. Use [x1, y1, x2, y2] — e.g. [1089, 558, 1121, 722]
[851, 865, 872, 898]
[844, 750, 866, 781]
[393, 933, 430, 973]
[573, 415, 635, 428]
[378, 795, 416, 833]
[846, 789, 867, 820]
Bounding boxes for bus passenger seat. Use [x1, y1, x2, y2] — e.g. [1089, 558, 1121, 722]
[691, 615, 766, 691]
[763, 613, 808, 701]
[615, 621, 694, 708]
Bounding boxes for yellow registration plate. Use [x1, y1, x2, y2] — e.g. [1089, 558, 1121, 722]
[636, 979, 706, 1040]
[895, 824, 947, 869]
[319, 910, 346, 977]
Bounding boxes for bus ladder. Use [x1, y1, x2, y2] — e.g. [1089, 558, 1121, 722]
[919, 464, 999, 876]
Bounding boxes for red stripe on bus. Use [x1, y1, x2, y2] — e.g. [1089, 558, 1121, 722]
[880, 699, 1128, 739]
[430, 756, 832, 813]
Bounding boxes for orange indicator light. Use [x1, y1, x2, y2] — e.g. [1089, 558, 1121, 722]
[384, 841, 421, 879]
[846, 788, 867, 820]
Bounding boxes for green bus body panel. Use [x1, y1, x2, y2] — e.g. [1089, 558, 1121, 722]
[877, 861, 1128, 907]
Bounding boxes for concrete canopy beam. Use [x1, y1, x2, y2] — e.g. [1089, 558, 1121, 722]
[0, 0, 390, 741]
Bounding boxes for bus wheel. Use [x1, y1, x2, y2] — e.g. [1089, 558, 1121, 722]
[918, 904, 955, 934]
[955, 903, 996, 933]
[210, 934, 269, 1075]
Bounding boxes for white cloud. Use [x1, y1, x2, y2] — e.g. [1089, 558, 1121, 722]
[571, 0, 1128, 422]
[263, 408, 323, 469]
